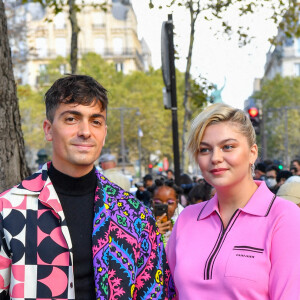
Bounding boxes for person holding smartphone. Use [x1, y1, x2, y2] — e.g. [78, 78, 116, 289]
[152, 179, 184, 246]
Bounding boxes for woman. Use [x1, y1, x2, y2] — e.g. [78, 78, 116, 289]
[166, 104, 300, 299]
[152, 179, 184, 246]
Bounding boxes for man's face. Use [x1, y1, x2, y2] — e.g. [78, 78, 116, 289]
[43, 102, 107, 177]
[292, 161, 300, 175]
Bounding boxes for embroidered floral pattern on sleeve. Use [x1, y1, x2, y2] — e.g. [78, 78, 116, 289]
[92, 171, 174, 299]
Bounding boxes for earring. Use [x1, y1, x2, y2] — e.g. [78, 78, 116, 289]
[251, 164, 255, 177]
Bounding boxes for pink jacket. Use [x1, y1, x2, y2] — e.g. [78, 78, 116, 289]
[167, 181, 300, 299]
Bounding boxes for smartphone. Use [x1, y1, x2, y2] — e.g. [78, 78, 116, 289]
[154, 203, 168, 223]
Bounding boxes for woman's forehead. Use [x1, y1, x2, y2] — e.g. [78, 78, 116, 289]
[154, 186, 176, 197]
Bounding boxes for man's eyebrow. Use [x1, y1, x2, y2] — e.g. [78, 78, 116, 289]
[200, 138, 239, 146]
[59, 110, 82, 118]
[59, 110, 106, 120]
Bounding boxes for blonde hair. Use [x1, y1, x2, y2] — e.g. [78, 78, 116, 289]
[187, 103, 256, 163]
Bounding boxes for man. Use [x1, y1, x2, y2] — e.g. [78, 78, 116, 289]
[99, 153, 131, 191]
[291, 158, 300, 176]
[166, 169, 174, 181]
[0, 75, 173, 299]
[254, 162, 267, 181]
[265, 164, 280, 193]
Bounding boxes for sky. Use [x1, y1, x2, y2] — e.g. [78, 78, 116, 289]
[131, 1, 278, 109]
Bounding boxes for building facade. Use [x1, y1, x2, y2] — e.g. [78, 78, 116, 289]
[12, 0, 151, 86]
[264, 36, 300, 80]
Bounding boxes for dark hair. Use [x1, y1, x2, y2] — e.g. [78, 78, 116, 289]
[188, 181, 213, 205]
[143, 174, 153, 182]
[276, 170, 292, 183]
[152, 178, 183, 199]
[255, 162, 266, 173]
[44, 74, 108, 122]
[292, 158, 300, 165]
[266, 164, 280, 175]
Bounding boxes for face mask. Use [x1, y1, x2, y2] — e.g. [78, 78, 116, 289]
[266, 178, 277, 188]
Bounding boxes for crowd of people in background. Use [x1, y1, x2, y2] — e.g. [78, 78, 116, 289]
[132, 156, 300, 242]
[254, 157, 300, 206]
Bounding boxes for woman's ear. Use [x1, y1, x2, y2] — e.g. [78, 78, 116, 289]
[250, 143, 258, 165]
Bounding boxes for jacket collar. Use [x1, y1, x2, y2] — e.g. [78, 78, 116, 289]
[197, 181, 276, 220]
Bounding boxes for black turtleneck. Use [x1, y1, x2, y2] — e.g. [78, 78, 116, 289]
[48, 164, 97, 300]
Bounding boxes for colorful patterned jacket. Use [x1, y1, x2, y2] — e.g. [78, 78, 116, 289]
[0, 162, 174, 299]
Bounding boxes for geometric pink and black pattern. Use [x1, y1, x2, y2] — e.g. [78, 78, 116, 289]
[0, 162, 175, 299]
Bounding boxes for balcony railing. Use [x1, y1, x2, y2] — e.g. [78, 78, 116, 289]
[28, 47, 145, 69]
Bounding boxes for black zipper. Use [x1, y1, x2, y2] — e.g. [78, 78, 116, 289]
[204, 209, 240, 280]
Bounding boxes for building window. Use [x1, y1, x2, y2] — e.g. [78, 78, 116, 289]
[54, 12, 65, 29]
[295, 63, 300, 76]
[92, 12, 104, 28]
[36, 37, 47, 57]
[113, 38, 123, 55]
[115, 62, 123, 72]
[94, 38, 105, 55]
[55, 38, 67, 57]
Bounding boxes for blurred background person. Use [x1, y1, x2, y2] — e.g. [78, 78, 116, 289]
[99, 153, 131, 191]
[143, 174, 154, 189]
[135, 182, 151, 207]
[276, 170, 292, 188]
[265, 164, 280, 193]
[277, 181, 300, 207]
[254, 162, 266, 181]
[166, 169, 175, 180]
[187, 180, 213, 205]
[179, 173, 194, 207]
[152, 178, 184, 246]
[291, 158, 300, 176]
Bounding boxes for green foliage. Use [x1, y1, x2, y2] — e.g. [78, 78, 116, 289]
[18, 85, 47, 151]
[254, 74, 300, 161]
[18, 54, 207, 170]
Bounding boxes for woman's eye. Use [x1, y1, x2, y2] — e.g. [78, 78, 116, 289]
[199, 148, 210, 153]
[223, 145, 233, 150]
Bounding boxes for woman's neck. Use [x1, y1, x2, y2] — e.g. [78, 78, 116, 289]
[216, 179, 258, 228]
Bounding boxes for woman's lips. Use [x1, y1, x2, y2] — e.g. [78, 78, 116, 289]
[210, 168, 228, 175]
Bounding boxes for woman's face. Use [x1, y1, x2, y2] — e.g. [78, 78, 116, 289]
[197, 122, 257, 190]
[153, 186, 178, 219]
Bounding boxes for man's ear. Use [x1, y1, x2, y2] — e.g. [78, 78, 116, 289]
[43, 119, 53, 141]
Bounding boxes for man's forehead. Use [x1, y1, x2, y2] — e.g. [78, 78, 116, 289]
[57, 102, 106, 114]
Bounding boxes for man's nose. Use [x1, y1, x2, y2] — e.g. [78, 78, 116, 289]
[78, 120, 91, 138]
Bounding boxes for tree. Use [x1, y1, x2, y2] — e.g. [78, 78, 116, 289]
[254, 74, 300, 165]
[150, 0, 300, 171]
[17, 53, 206, 175]
[0, 0, 30, 192]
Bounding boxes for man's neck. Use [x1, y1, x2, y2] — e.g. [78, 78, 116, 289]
[48, 162, 97, 196]
[51, 161, 94, 178]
